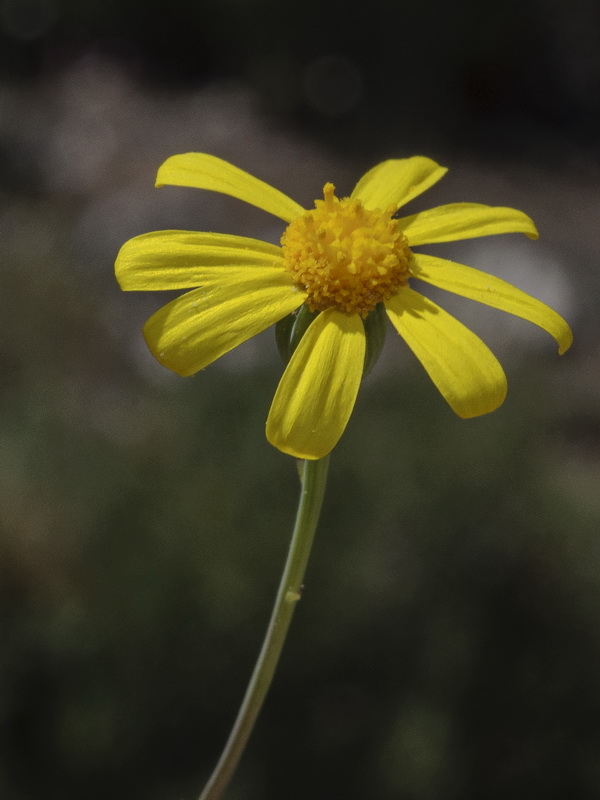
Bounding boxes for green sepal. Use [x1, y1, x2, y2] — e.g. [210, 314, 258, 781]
[362, 302, 388, 376]
[275, 310, 296, 363]
[275, 305, 320, 364]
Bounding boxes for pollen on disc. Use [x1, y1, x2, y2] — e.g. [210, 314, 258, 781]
[281, 184, 411, 316]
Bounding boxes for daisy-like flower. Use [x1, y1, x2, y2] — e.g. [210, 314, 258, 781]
[115, 154, 572, 460]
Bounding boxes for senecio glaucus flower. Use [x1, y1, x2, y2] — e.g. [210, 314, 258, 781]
[115, 154, 572, 459]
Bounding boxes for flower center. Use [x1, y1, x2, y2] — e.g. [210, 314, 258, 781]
[281, 183, 411, 316]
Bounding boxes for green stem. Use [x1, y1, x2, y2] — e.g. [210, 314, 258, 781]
[199, 454, 331, 800]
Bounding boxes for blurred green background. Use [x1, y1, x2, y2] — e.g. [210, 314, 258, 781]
[1, 1, 600, 798]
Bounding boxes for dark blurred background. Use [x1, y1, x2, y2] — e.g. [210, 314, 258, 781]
[1, 1, 600, 799]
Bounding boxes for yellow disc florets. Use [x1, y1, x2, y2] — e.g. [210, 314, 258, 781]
[281, 182, 411, 316]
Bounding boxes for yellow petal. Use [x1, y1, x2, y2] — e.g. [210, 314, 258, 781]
[399, 203, 539, 245]
[385, 287, 507, 418]
[116, 230, 283, 290]
[143, 271, 305, 376]
[266, 309, 365, 459]
[350, 157, 447, 211]
[410, 254, 572, 354]
[156, 153, 304, 223]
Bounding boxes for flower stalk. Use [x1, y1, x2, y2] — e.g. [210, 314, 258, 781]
[199, 454, 331, 800]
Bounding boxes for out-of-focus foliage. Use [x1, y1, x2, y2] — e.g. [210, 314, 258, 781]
[1, 2, 600, 799]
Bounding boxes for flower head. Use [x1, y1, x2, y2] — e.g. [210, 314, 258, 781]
[115, 154, 572, 460]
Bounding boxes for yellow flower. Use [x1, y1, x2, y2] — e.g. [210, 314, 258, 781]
[115, 153, 572, 460]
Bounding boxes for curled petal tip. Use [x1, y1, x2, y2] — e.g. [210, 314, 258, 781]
[557, 324, 573, 355]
